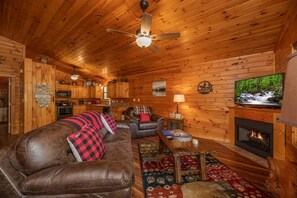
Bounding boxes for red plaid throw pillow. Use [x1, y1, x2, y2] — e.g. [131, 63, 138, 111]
[67, 124, 106, 161]
[100, 114, 117, 134]
[80, 111, 104, 131]
[62, 115, 89, 130]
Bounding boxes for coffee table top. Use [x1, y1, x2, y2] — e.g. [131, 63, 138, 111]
[156, 130, 212, 156]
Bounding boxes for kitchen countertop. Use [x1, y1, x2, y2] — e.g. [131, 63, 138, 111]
[73, 104, 128, 108]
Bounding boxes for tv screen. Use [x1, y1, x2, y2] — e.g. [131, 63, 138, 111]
[234, 73, 284, 107]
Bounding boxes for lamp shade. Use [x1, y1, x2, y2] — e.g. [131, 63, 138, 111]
[174, 94, 185, 103]
[280, 52, 297, 127]
[136, 36, 152, 48]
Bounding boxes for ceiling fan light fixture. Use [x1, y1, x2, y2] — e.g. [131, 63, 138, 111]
[70, 74, 79, 81]
[71, 66, 79, 81]
[136, 36, 152, 48]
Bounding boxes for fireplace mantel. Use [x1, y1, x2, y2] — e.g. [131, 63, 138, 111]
[229, 106, 285, 160]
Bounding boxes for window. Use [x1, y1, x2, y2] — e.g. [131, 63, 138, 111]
[103, 86, 108, 99]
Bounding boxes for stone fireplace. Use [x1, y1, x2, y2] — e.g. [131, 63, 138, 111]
[235, 117, 273, 158]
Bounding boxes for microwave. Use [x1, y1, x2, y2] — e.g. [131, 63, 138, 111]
[56, 90, 71, 98]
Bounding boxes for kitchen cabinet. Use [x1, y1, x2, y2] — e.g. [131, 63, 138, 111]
[107, 82, 129, 98]
[73, 105, 87, 115]
[72, 86, 101, 99]
[79, 86, 88, 98]
[56, 84, 71, 91]
[107, 83, 116, 98]
[95, 86, 103, 98]
[88, 86, 102, 98]
[71, 86, 79, 98]
[71, 86, 88, 98]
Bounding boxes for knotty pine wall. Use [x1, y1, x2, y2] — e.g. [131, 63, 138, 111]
[274, 0, 297, 163]
[126, 51, 275, 142]
[275, 0, 297, 73]
[24, 59, 56, 133]
[0, 36, 25, 134]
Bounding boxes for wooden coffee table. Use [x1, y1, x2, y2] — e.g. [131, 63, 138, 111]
[156, 130, 211, 183]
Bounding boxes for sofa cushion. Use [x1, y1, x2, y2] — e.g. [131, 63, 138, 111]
[103, 142, 132, 164]
[21, 160, 133, 195]
[67, 124, 105, 162]
[9, 122, 76, 175]
[80, 111, 104, 131]
[103, 128, 131, 144]
[62, 115, 89, 130]
[139, 113, 150, 122]
[139, 121, 158, 130]
[101, 114, 117, 134]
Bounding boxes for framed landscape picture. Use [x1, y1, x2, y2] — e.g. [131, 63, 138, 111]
[152, 81, 166, 96]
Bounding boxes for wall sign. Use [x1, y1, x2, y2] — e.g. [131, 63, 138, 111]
[197, 80, 213, 94]
[35, 84, 52, 107]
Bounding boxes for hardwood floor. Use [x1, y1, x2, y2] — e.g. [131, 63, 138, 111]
[0, 134, 270, 197]
[131, 136, 270, 198]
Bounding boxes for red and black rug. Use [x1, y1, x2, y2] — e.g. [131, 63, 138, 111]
[139, 142, 270, 198]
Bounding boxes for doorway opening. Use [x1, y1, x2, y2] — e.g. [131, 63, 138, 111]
[0, 77, 10, 135]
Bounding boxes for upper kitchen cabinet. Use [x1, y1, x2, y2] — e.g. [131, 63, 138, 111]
[71, 86, 87, 98]
[56, 84, 71, 91]
[107, 80, 129, 98]
[88, 86, 102, 98]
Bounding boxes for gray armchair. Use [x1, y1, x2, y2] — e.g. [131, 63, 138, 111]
[124, 106, 164, 138]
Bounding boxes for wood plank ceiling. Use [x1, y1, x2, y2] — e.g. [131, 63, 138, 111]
[0, 0, 290, 81]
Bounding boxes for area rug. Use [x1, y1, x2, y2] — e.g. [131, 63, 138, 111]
[139, 142, 270, 198]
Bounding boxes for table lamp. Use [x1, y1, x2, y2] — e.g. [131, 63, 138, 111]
[173, 94, 185, 114]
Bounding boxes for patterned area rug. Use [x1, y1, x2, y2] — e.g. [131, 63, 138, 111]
[139, 142, 270, 198]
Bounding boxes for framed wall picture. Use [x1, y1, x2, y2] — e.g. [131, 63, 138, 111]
[152, 81, 166, 96]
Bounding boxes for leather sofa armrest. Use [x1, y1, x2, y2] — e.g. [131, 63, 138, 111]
[116, 120, 130, 129]
[22, 160, 133, 195]
[151, 114, 164, 123]
[125, 115, 139, 124]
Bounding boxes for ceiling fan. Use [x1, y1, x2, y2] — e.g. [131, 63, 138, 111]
[106, 0, 180, 51]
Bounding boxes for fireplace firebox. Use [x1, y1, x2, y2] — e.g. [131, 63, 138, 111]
[235, 117, 273, 158]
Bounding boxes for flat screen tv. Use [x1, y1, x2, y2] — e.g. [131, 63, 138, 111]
[234, 73, 284, 107]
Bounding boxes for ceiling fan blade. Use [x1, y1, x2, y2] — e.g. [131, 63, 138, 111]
[141, 13, 152, 35]
[151, 32, 180, 40]
[121, 41, 136, 50]
[106, 28, 136, 38]
[148, 43, 160, 52]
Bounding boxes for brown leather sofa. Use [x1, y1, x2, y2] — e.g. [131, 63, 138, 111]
[125, 106, 164, 138]
[0, 118, 134, 197]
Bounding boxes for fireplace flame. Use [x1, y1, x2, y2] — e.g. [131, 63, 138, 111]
[251, 131, 257, 138]
[257, 132, 263, 140]
[250, 130, 264, 140]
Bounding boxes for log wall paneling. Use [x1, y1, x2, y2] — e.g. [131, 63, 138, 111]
[274, 0, 297, 163]
[126, 51, 275, 142]
[24, 59, 56, 133]
[275, 0, 297, 72]
[0, 35, 25, 134]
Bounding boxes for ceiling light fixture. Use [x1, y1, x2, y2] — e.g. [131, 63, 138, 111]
[136, 36, 152, 48]
[70, 66, 79, 81]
